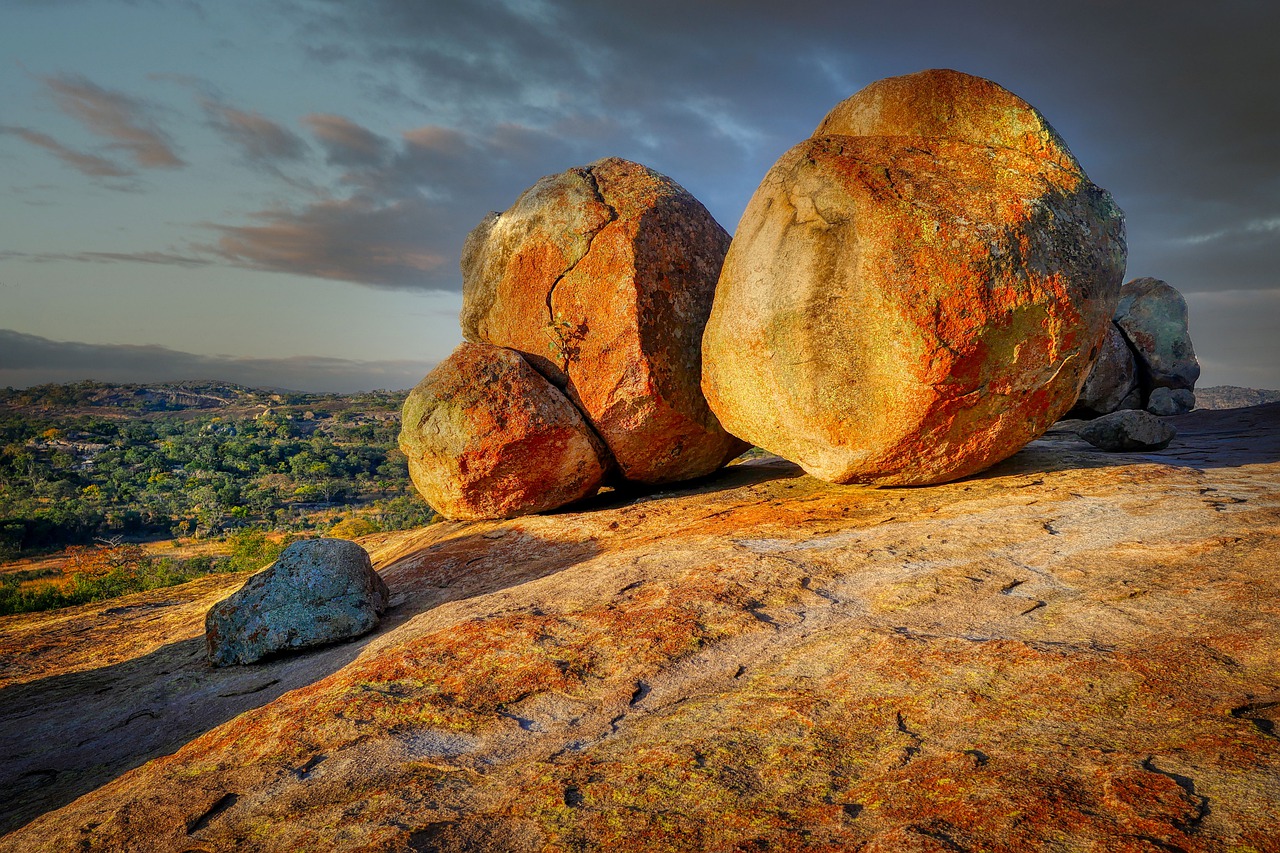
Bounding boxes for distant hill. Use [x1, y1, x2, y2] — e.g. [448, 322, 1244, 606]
[1195, 385, 1280, 410]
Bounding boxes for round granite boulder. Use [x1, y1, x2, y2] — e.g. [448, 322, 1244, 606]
[1114, 277, 1200, 392]
[399, 342, 608, 520]
[206, 538, 390, 666]
[461, 157, 745, 485]
[702, 70, 1126, 486]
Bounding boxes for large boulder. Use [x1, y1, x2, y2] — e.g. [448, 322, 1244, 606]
[461, 157, 745, 485]
[206, 538, 389, 666]
[1114, 277, 1200, 392]
[1075, 323, 1143, 416]
[399, 342, 608, 520]
[702, 69, 1127, 486]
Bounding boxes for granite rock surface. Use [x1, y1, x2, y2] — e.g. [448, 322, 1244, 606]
[3, 404, 1279, 851]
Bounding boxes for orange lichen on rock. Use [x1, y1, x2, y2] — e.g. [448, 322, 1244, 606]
[462, 157, 745, 486]
[399, 341, 607, 519]
[703, 69, 1127, 485]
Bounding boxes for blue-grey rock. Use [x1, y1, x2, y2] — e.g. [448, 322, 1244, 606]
[1114, 277, 1200, 392]
[1077, 323, 1143, 416]
[206, 538, 390, 666]
[1147, 386, 1196, 416]
[1079, 409, 1176, 452]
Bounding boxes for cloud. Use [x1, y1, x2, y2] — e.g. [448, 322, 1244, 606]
[303, 113, 390, 167]
[201, 99, 309, 168]
[0, 249, 212, 267]
[42, 73, 184, 168]
[0, 329, 432, 393]
[0, 124, 132, 179]
[202, 196, 449, 289]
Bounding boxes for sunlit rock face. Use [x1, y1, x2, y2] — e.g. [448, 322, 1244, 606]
[461, 157, 745, 486]
[399, 342, 608, 520]
[702, 69, 1127, 486]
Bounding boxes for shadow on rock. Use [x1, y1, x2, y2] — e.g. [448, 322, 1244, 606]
[0, 528, 603, 836]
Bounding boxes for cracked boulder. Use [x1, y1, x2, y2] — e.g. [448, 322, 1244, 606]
[460, 157, 745, 485]
[399, 342, 608, 520]
[205, 538, 390, 666]
[1074, 323, 1143, 416]
[1114, 277, 1200, 410]
[702, 69, 1127, 486]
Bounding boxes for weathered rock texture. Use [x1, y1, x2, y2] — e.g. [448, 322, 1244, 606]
[1149, 386, 1198, 417]
[1078, 409, 1177, 452]
[1115, 277, 1201, 395]
[1075, 323, 1142, 416]
[702, 69, 1127, 486]
[461, 157, 744, 485]
[205, 538, 389, 666]
[4, 404, 1280, 850]
[399, 342, 607, 520]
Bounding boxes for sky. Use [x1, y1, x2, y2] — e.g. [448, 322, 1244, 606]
[2, 0, 1277, 393]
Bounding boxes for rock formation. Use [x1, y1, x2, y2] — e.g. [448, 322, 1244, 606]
[702, 69, 1127, 486]
[1074, 277, 1201, 417]
[461, 157, 744, 486]
[1115, 276, 1201, 413]
[399, 342, 608, 520]
[1074, 323, 1142, 416]
[205, 538, 389, 666]
[5, 403, 1280, 849]
[1078, 409, 1176, 451]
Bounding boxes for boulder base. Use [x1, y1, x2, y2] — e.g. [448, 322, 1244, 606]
[399, 342, 607, 520]
[1076, 323, 1142, 416]
[205, 538, 389, 666]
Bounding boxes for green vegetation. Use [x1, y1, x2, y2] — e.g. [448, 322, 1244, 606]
[0, 381, 437, 613]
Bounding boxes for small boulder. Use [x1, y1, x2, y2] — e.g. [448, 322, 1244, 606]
[399, 342, 607, 520]
[1114, 277, 1200, 391]
[1076, 324, 1143, 416]
[206, 538, 390, 666]
[702, 69, 1126, 486]
[1147, 386, 1196, 416]
[461, 157, 745, 485]
[1079, 409, 1177, 452]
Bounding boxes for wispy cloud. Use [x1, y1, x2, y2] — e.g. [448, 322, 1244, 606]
[202, 99, 309, 168]
[0, 249, 212, 267]
[43, 73, 184, 169]
[303, 113, 390, 167]
[0, 125, 132, 179]
[0, 329, 432, 393]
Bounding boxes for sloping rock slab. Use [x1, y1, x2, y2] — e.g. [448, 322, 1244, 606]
[3, 405, 1280, 851]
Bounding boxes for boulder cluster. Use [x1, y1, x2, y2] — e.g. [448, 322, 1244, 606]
[400, 158, 745, 519]
[1074, 276, 1200, 417]
[401, 69, 1197, 517]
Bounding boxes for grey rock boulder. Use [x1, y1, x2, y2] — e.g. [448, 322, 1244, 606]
[206, 538, 390, 666]
[1148, 386, 1196, 416]
[1076, 323, 1143, 416]
[1114, 277, 1200, 391]
[1079, 409, 1177, 452]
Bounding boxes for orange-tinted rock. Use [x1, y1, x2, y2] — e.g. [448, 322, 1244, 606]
[6, 404, 1280, 850]
[398, 342, 606, 519]
[814, 67, 1081, 172]
[461, 157, 745, 485]
[703, 71, 1126, 486]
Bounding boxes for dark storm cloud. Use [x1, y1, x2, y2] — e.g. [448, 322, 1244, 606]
[42, 74, 185, 169]
[0, 125, 132, 179]
[284, 0, 1279, 296]
[0, 329, 431, 393]
[201, 99, 310, 168]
